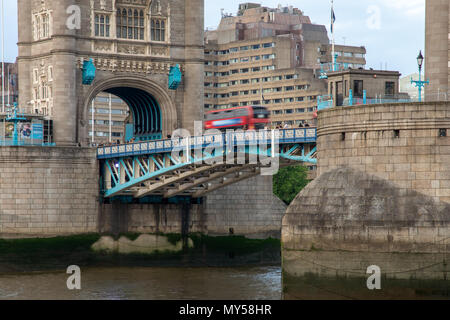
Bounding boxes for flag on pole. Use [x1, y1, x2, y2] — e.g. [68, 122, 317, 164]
[331, 7, 336, 33]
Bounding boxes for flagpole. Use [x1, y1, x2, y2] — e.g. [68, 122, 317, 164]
[1, 0, 4, 113]
[91, 100, 95, 145]
[331, 0, 335, 72]
[7, 64, 10, 106]
[109, 93, 112, 143]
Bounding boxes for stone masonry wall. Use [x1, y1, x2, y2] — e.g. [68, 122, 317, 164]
[317, 101, 450, 203]
[0, 147, 99, 237]
[205, 175, 287, 239]
[0, 148, 285, 239]
[99, 203, 206, 235]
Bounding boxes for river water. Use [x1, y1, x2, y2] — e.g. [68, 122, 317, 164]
[0, 266, 282, 300]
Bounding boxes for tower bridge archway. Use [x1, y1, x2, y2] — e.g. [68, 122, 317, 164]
[81, 76, 178, 144]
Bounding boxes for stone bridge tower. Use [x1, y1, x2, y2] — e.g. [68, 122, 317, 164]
[425, 0, 450, 97]
[17, 0, 204, 146]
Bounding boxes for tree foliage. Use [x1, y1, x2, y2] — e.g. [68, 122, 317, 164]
[273, 165, 310, 205]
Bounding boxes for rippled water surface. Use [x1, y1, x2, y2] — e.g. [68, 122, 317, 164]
[0, 266, 282, 300]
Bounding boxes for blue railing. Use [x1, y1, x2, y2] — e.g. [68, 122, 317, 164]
[343, 96, 412, 107]
[318, 95, 333, 111]
[97, 128, 317, 160]
[0, 140, 56, 147]
[319, 90, 413, 111]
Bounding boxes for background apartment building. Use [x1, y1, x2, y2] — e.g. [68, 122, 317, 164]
[204, 3, 366, 126]
[89, 92, 129, 144]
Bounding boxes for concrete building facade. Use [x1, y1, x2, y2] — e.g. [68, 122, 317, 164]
[89, 92, 129, 145]
[204, 3, 366, 127]
[17, 0, 204, 146]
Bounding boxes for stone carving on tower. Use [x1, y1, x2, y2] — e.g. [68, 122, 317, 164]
[90, 0, 170, 57]
[30, 60, 54, 117]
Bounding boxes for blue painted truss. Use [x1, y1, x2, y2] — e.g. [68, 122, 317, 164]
[98, 128, 317, 199]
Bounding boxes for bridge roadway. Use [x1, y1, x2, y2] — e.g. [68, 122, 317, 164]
[97, 128, 317, 199]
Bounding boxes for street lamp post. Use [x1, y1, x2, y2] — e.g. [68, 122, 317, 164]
[411, 50, 429, 102]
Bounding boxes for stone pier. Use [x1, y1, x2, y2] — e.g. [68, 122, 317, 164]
[282, 102, 450, 292]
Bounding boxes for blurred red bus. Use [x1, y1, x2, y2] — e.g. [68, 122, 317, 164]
[204, 106, 270, 131]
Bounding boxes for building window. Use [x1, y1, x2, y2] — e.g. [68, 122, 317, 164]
[117, 8, 145, 40]
[354, 80, 364, 97]
[95, 14, 110, 37]
[48, 66, 53, 81]
[33, 69, 39, 84]
[385, 82, 395, 96]
[42, 14, 50, 38]
[151, 18, 166, 41]
[262, 54, 275, 60]
[33, 12, 52, 40]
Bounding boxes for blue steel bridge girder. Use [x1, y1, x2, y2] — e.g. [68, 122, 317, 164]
[98, 128, 317, 199]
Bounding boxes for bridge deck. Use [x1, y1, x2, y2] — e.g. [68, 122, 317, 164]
[97, 128, 317, 160]
[97, 128, 317, 199]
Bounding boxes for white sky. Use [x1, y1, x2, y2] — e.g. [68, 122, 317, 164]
[2, 0, 426, 76]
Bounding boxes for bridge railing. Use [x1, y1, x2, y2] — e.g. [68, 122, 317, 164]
[0, 140, 56, 147]
[97, 128, 317, 159]
[319, 90, 450, 112]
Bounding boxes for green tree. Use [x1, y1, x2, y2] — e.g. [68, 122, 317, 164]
[273, 165, 310, 205]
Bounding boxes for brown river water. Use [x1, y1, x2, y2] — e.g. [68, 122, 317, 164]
[0, 266, 282, 300]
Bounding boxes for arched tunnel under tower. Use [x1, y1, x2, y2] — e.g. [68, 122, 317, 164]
[102, 87, 162, 142]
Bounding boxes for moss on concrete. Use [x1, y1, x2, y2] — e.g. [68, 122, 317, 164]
[0, 233, 281, 272]
[0, 234, 101, 256]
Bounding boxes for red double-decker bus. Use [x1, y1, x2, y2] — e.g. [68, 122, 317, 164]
[204, 106, 270, 131]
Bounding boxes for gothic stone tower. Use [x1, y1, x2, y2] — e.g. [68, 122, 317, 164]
[17, 0, 204, 145]
[425, 0, 450, 96]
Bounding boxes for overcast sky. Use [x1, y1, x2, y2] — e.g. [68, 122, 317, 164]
[2, 0, 425, 76]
